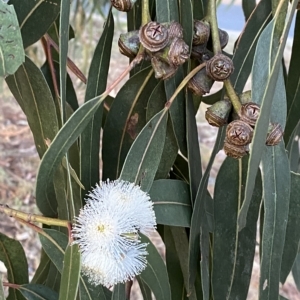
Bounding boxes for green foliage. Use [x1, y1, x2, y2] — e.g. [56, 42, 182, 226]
[1, 0, 300, 299]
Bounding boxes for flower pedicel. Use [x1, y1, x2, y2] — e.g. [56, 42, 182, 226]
[72, 180, 156, 287]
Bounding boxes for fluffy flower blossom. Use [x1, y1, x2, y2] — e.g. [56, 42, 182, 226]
[72, 180, 156, 287]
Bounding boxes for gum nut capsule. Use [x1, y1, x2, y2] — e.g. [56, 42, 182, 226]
[187, 67, 214, 96]
[223, 139, 248, 159]
[139, 21, 169, 52]
[166, 21, 184, 39]
[266, 123, 284, 146]
[168, 38, 189, 66]
[205, 98, 232, 127]
[226, 120, 253, 146]
[193, 20, 210, 45]
[118, 30, 140, 58]
[239, 102, 260, 127]
[111, 0, 137, 12]
[206, 54, 234, 81]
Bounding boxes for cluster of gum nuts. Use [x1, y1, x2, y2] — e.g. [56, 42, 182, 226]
[111, 0, 284, 159]
[206, 91, 284, 159]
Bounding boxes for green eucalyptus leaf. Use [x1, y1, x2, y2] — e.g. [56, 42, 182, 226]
[165, 68, 188, 157]
[193, 0, 206, 20]
[188, 127, 225, 291]
[5, 56, 60, 216]
[212, 157, 262, 300]
[45, 263, 61, 293]
[164, 227, 188, 300]
[149, 179, 192, 227]
[0, 1, 25, 77]
[59, 244, 81, 300]
[186, 90, 202, 203]
[102, 67, 157, 180]
[8, 0, 60, 48]
[242, 0, 257, 20]
[285, 11, 300, 144]
[120, 110, 168, 192]
[156, 0, 178, 22]
[136, 277, 152, 300]
[31, 250, 51, 285]
[19, 284, 58, 300]
[280, 172, 300, 284]
[81, 9, 114, 200]
[139, 234, 171, 300]
[179, 0, 193, 53]
[111, 283, 125, 300]
[0, 233, 28, 300]
[259, 143, 290, 299]
[41, 60, 79, 113]
[147, 81, 178, 180]
[35, 95, 104, 212]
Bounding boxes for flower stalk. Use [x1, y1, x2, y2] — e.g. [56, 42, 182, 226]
[0, 204, 70, 228]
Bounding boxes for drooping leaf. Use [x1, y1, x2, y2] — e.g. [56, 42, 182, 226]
[8, 0, 60, 48]
[156, 0, 178, 22]
[120, 110, 168, 192]
[59, 244, 81, 300]
[149, 179, 192, 227]
[188, 127, 225, 291]
[164, 226, 188, 300]
[35, 95, 104, 213]
[31, 250, 51, 285]
[5, 56, 60, 216]
[111, 283, 125, 300]
[19, 284, 58, 300]
[179, 0, 193, 54]
[146, 80, 178, 180]
[280, 172, 300, 284]
[45, 263, 61, 293]
[136, 276, 152, 300]
[259, 143, 291, 299]
[242, 0, 257, 20]
[285, 11, 300, 144]
[0, 1, 25, 77]
[102, 67, 157, 180]
[80, 9, 114, 201]
[0, 233, 28, 300]
[186, 90, 202, 204]
[139, 234, 171, 300]
[212, 157, 262, 300]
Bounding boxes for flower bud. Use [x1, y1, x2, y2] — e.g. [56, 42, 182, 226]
[266, 123, 284, 146]
[205, 98, 232, 127]
[187, 67, 214, 96]
[206, 54, 234, 81]
[239, 102, 260, 127]
[139, 21, 169, 52]
[118, 30, 140, 58]
[111, 0, 136, 12]
[226, 120, 253, 146]
[223, 140, 248, 159]
[193, 20, 210, 45]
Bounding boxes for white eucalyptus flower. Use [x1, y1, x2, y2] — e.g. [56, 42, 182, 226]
[72, 180, 156, 287]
